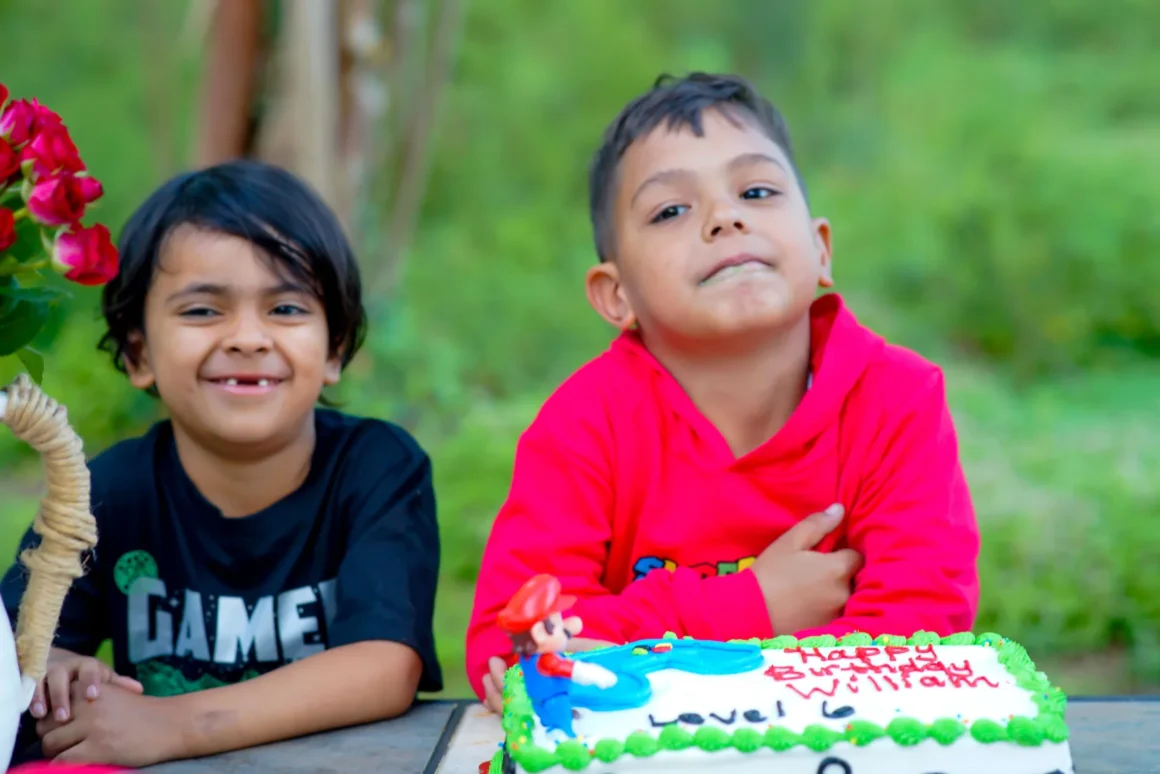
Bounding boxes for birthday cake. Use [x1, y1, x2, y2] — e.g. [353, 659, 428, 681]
[491, 631, 1074, 774]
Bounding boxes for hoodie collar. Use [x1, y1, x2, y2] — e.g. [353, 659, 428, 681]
[611, 293, 883, 466]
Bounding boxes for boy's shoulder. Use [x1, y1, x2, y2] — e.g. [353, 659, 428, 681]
[818, 294, 948, 411]
[536, 332, 658, 417]
[86, 420, 170, 502]
[864, 339, 946, 393]
[314, 408, 429, 468]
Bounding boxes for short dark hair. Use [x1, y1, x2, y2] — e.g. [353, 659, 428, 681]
[99, 160, 367, 377]
[587, 72, 806, 261]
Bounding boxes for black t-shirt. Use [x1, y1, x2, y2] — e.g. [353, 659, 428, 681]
[1, 409, 443, 697]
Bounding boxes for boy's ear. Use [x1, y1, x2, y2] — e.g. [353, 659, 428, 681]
[323, 353, 342, 386]
[585, 261, 637, 331]
[123, 331, 156, 390]
[813, 217, 834, 288]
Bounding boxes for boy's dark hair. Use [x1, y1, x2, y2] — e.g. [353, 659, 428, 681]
[99, 160, 367, 377]
[587, 72, 806, 262]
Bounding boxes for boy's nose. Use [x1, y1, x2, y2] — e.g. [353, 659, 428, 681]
[222, 315, 273, 353]
[703, 201, 750, 240]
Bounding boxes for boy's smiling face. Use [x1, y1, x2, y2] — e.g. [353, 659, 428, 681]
[124, 225, 341, 449]
[586, 108, 833, 349]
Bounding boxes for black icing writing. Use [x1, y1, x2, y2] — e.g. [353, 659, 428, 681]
[647, 712, 725, 727]
[820, 700, 855, 719]
[817, 757, 852, 774]
[649, 704, 782, 727]
[735, 701, 783, 723]
[647, 699, 841, 727]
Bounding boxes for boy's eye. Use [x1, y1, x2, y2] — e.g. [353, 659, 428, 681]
[272, 303, 309, 316]
[742, 186, 779, 200]
[179, 306, 218, 318]
[650, 204, 689, 224]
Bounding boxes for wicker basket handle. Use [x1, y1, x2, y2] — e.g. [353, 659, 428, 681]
[0, 374, 98, 685]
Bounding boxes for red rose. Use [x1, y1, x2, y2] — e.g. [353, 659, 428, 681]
[51, 223, 119, 286]
[76, 174, 103, 203]
[0, 208, 15, 252]
[0, 137, 18, 181]
[20, 123, 83, 178]
[27, 174, 86, 226]
[0, 99, 39, 146]
[34, 101, 63, 130]
[0, 98, 63, 147]
[0, 83, 7, 108]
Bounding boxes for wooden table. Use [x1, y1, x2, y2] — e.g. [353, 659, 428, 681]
[132, 696, 1158, 773]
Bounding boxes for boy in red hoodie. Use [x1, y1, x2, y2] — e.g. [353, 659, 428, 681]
[465, 72, 980, 710]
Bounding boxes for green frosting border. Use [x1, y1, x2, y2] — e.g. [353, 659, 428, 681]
[500, 631, 1069, 773]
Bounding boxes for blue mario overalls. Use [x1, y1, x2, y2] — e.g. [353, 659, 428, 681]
[519, 653, 576, 737]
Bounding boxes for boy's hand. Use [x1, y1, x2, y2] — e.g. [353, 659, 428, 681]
[31, 649, 144, 722]
[481, 637, 617, 713]
[37, 681, 180, 767]
[482, 657, 507, 713]
[750, 504, 864, 636]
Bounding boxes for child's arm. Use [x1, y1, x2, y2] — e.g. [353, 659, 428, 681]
[168, 639, 421, 758]
[1, 512, 138, 721]
[465, 373, 774, 700]
[37, 640, 422, 766]
[40, 436, 441, 766]
[797, 369, 980, 640]
[171, 448, 440, 754]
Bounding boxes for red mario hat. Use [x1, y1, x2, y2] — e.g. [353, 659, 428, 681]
[497, 574, 577, 633]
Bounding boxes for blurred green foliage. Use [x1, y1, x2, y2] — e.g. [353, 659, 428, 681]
[1, 0, 1158, 696]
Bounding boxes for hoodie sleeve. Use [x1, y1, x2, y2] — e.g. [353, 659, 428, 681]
[463, 370, 771, 701]
[799, 368, 980, 641]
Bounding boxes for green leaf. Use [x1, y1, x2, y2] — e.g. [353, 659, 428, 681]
[0, 283, 68, 305]
[4, 216, 49, 265]
[0, 299, 48, 356]
[13, 269, 45, 287]
[0, 354, 26, 385]
[16, 347, 43, 384]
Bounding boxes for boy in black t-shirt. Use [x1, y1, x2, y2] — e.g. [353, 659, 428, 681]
[0, 161, 442, 767]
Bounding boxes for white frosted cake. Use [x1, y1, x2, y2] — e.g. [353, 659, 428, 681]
[491, 631, 1073, 774]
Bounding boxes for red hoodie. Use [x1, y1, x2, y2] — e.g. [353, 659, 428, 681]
[464, 294, 979, 700]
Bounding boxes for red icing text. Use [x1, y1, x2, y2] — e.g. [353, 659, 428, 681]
[763, 645, 1000, 698]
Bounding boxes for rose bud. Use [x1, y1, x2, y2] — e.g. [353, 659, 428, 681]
[20, 124, 83, 179]
[0, 137, 18, 181]
[51, 222, 120, 286]
[0, 208, 15, 252]
[76, 173, 103, 203]
[27, 174, 86, 226]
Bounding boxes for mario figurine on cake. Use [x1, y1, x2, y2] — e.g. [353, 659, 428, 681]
[497, 574, 617, 737]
